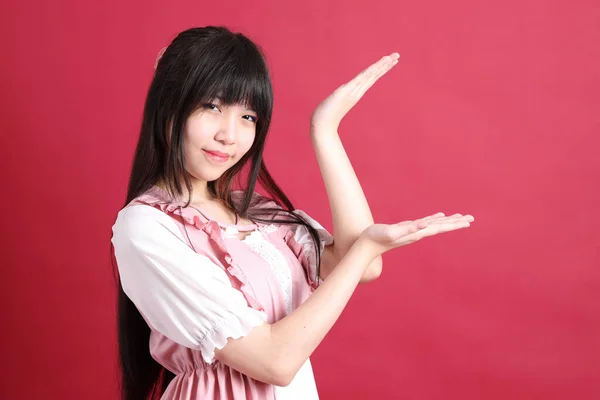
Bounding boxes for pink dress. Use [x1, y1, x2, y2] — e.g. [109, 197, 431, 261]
[111, 186, 333, 399]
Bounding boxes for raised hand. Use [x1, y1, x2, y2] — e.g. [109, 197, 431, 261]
[310, 53, 400, 133]
[360, 212, 475, 258]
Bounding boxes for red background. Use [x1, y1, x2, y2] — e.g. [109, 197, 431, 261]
[1, 0, 599, 399]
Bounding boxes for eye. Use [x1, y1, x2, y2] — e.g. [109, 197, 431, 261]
[203, 103, 220, 112]
[243, 115, 258, 123]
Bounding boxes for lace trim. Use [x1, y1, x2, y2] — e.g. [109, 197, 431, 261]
[225, 228, 294, 315]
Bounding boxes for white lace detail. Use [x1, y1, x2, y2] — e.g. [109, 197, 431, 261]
[222, 225, 241, 238]
[262, 224, 278, 234]
[241, 230, 294, 315]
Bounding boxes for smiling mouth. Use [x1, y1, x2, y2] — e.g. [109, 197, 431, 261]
[203, 150, 230, 163]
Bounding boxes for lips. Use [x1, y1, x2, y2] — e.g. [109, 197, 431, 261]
[204, 150, 230, 158]
[203, 149, 231, 164]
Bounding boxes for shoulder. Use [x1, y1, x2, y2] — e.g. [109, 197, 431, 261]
[112, 204, 184, 245]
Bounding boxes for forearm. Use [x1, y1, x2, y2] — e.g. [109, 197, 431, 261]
[215, 238, 374, 385]
[269, 238, 372, 375]
[310, 130, 383, 280]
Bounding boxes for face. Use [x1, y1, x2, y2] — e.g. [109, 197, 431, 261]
[182, 100, 258, 182]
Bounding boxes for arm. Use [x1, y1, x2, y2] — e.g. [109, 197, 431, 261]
[217, 212, 474, 385]
[113, 205, 376, 386]
[308, 53, 401, 283]
[215, 237, 375, 385]
[115, 201, 473, 387]
[310, 131, 382, 283]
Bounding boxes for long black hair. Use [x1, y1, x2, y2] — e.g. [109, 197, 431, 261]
[112, 26, 323, 400]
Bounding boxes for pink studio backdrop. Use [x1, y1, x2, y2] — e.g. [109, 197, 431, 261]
[1, 0, 598, 399]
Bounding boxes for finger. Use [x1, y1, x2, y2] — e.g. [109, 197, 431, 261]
[388, 220, 426, 238]
[416, 212, 446, 225]
[362, 54, 397, 78]
[390, 213, 443, 232]
[354, 64, 398, 100]
[428, 214, 475, 225]
[351, 53, 399, 90]
[338, 54, 398, 104]
[350, 57, 387, 87]
[355, 54, 399, 95]
[360, 53, 399, 82]
[412, 213, 474, 231]
[411, 215, 444, 230]
[422, 220, 472, 236]
[365, 54, 399, 84]
[399, 220, 471, 243]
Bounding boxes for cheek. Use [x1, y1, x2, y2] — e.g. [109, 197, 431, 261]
[184, 120, 222, 169]
[236, 127, 256, 156]
[237, 130, 256, 157]
[185, 116, 215, 149]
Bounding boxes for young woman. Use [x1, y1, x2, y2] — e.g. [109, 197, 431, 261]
[111, 26, 474, 400]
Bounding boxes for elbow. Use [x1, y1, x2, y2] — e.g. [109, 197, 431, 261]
[360, 256, 383, 283]
[270, 371, 295, 387]
[267, 354, 300, 387]
[360, 269, 382, 283]
[214, 324, 300, 387]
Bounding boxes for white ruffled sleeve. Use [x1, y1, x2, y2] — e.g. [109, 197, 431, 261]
[111, 205, 268, 364]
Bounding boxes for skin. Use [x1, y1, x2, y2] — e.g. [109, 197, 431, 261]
[182, 102, 258, 203]
[175, 102, 259, 229]
[177, 54, 475, 386]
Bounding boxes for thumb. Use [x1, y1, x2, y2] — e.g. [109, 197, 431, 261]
[416, 221, 429, 229]
[391, 221, 424, 238]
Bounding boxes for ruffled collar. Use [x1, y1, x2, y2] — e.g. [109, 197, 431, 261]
[133, 185, 262, 232]
[130, 184, 286, 313]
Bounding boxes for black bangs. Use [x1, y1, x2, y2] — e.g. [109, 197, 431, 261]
[187, 33, 272, 121]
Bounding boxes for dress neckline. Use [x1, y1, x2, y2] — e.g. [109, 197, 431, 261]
[188, 204, 258, 231]
[148, 185, 259, 231]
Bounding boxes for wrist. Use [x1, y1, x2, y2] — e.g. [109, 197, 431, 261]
[350, 236, 381, 267]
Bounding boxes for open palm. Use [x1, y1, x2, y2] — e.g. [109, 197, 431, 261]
[362, 212, 475, 257]
[310, 53, 400, 132]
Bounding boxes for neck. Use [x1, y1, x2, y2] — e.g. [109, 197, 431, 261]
[187, 179, 214, 204]
[156, 178, 216, 204]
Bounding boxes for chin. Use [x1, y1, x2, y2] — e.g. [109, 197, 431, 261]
[188, 161, 235, 183]
[190, 169, 227, 183]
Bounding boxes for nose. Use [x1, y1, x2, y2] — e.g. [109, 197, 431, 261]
[215, 112, 237, 145]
